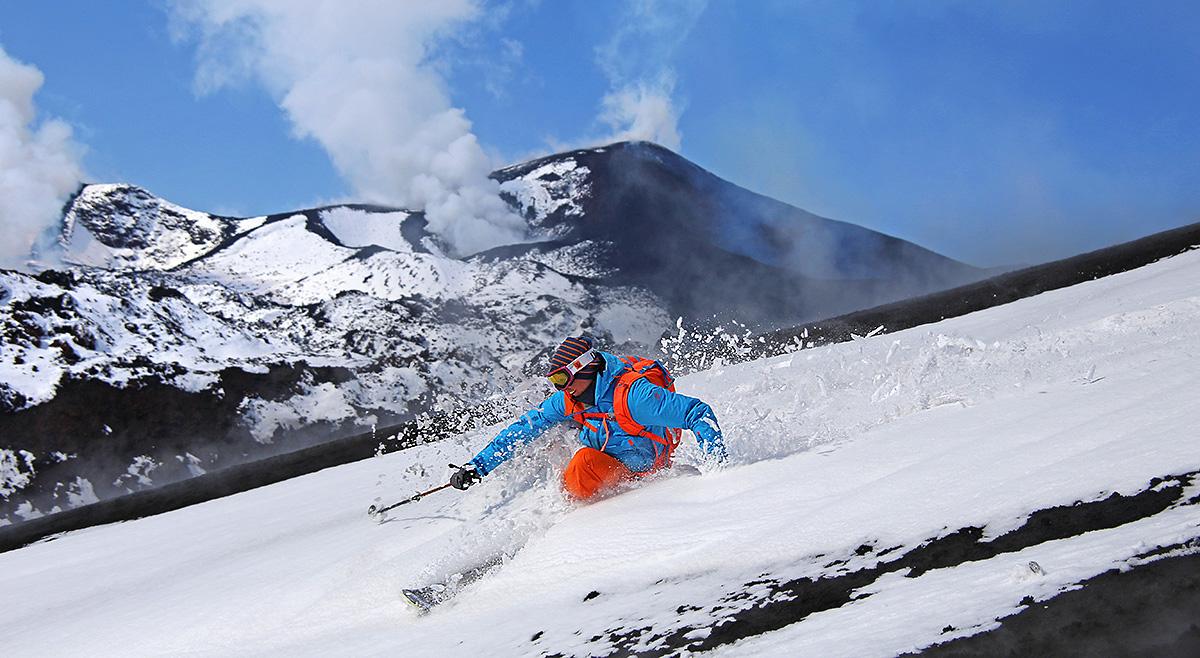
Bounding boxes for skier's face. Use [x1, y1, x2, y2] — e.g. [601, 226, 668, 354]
[565, 375, 592, 397]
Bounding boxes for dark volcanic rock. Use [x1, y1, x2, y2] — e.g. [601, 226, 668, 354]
[917, 550, 1200, 657]
[0, 364, 367, 518]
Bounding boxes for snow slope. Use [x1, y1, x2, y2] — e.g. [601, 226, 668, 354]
[1, 248, 1198, 656]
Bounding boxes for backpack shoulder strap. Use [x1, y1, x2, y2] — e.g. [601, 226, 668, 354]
[562, 392, 585, 418]
[612, 370, 649, 437]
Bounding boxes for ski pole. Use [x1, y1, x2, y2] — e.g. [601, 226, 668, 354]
[367, 482, 454, 518]
[368, 464, 470, 518]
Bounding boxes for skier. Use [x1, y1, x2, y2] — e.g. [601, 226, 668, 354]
[450, 336, 726, 500]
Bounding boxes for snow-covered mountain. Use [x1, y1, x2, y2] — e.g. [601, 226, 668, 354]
[1, 226, 1196, 656]
[0, 142, 984, 524]
[492, 142, 984, 326]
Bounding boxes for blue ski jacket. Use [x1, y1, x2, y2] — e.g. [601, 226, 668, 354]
[468, 352, 725, 476]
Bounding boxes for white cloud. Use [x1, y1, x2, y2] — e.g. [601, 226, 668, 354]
[593, 0, 706, 150]
[168, 0, 527, 257]
[482, 38, 525, 101]
[0, 46, 85, 270]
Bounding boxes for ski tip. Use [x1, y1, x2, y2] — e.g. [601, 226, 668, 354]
[402, 588, 437, 613]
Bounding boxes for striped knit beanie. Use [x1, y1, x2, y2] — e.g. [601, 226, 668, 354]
[548, 336, 599, 378]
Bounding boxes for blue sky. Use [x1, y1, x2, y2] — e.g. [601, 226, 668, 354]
[2, 1, 1198, 267]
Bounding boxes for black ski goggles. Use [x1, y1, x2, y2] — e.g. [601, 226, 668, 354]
[547, 349, 597, 390]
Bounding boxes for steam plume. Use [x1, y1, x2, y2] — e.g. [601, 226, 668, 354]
[168, 0, 526, 256]
[0, 46, 85, 271]
[594, 0, 707, 150]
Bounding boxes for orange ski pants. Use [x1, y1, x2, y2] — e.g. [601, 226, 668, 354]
[562, 447, 635, 500]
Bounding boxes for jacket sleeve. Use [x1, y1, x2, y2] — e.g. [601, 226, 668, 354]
[468, 392, 571, 476]
[625, 379, 726, 459]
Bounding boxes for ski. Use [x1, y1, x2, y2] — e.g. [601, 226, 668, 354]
[402, 585, 446, 612]
[402, 555, 505, 612]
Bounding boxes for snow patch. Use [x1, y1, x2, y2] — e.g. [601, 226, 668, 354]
[183, 215, 356, 291]
[65, 477, 99, 507]
[319, 207, 412, 253]
[175, 453, 207, 477]
[12, 500, 42, 521]
[499, 159, 591, 229]
[239, 381, 357, 444]
[0, 449, 36, 498]
[114, 456, 161, 490]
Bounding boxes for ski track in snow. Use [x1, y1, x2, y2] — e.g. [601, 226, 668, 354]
[1, 250, 1199, 656]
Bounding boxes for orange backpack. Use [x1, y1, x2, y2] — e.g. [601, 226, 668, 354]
[562, 356, 684, 472]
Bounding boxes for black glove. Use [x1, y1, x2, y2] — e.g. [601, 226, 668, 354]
[450, 464, 482, 490]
